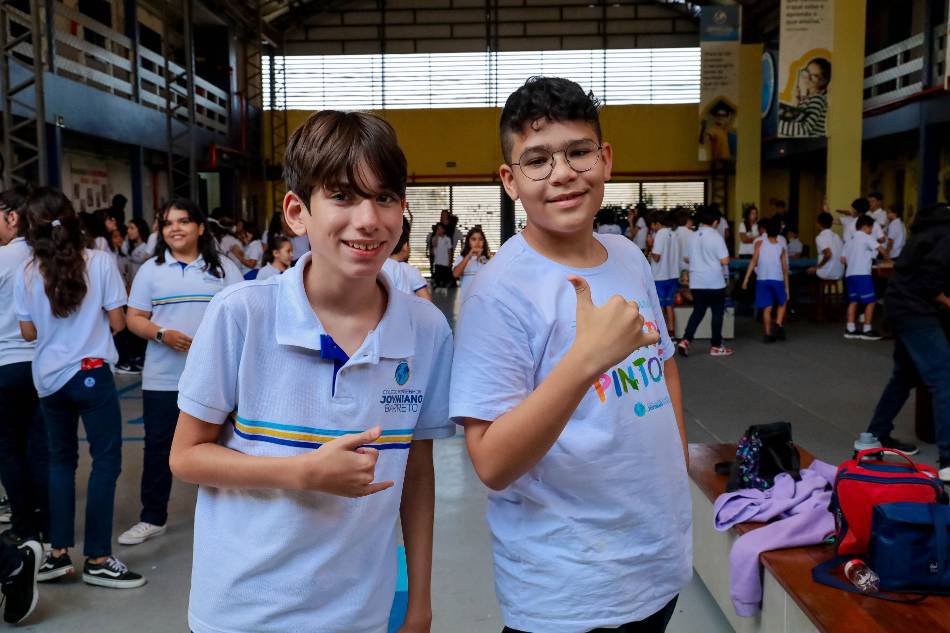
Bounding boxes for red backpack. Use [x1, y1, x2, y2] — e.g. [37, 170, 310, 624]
[831, 448, 947, 555]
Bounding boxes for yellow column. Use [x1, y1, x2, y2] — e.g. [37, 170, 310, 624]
[825, 0, 867, 215]
[733, 43, 763, 251]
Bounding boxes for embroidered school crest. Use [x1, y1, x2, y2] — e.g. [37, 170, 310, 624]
[395, 360, 410, 386]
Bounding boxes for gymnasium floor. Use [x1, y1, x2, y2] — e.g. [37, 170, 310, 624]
[13, 288, 925, 632]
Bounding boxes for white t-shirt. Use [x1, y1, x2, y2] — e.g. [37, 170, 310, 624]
[243, 240, 264, 273]
[217, 234, 243, 270]
[676, 226, 694, 272]
[177, 253, 454, 633]
[754, 238, 786, 282]
[814, 228, 844, 280]
[146, 231, 158, 256]
[628, 217, 648, 250]
[449, 233, 691, 633]
[887, 219, 906, 258]
[842, 231, 879, 277]
[128, 254, 243, 391]
[787, 238, 803, 258]
[255, 263, 282, 281]
[382, 258, 428, 295]
[688, 226, 729, 289]
[126, 241, 151, 283]
[844, 216, 884, 243]
[596, 223, 622, 235]
[14, 249, 126, 397]
[0, 238, 36, 366]
[870, 208, 888, 228]
[432, 235, 452, 267]
[452, 253, 488, 300]
[649, 227, 680, 282]
[738, 222, 758, 256]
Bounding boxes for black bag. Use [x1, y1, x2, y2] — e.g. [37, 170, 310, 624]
[716, 421, 801, 492]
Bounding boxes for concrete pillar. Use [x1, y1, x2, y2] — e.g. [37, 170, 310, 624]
[733, 43, 763, 250]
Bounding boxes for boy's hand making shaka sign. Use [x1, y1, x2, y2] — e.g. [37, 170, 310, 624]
[297, 426, 396, 497]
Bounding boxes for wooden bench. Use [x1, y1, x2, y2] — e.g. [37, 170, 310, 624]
[689, 443, 950, 633]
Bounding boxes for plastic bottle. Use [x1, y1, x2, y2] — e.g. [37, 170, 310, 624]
[844, 559, 880, 593]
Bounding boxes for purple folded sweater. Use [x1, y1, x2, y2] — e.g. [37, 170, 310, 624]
[713, 460, 838, 616]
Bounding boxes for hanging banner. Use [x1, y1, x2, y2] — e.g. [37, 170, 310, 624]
[698, 6, 740, 162]
[777, 0, 833, 138]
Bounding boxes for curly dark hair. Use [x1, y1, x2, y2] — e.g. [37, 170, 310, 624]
[24, 187, 88, 318]
[154, 198, 226, 278]
[499, 76, 602, 163]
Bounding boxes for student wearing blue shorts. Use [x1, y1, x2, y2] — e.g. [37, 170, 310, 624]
[841, 214, 890, 340]
[451, 77, 690, 633]
[742, 217, 789, 343]
[169, 111, 453, 633]
[648, 211, 681, 339]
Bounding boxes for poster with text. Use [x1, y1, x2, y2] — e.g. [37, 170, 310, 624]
[699, 5, 740, 162]
[778, 0, 833, 138]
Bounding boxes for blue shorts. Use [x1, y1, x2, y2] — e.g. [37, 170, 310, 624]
[655, 278, 679, 308]
[846, 275, 876, 304]
[755, 279, 787, 309]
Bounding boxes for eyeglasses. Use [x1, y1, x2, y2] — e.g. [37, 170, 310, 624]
[511, 140, 602, 181]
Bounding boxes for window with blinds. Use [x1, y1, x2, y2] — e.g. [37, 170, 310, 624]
[263, 48, 700, 110]
[408, 181, 704, 276]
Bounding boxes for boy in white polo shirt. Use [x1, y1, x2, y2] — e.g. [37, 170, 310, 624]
[117, 199, 242, 546]
[809, 212, 844, 281]
[451, 77, 690, 633]
[841, 214, 890, 340]
[169, 110, 453, 633]
[648, 210, 681, 339]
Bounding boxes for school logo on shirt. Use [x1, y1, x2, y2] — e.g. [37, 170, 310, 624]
[395, 360, 410, 386]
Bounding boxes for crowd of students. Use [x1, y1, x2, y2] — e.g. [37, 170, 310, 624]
[0, 74, 943, 633]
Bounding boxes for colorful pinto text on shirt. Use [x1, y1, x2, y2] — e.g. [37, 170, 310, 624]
[590, 317, 671, 416]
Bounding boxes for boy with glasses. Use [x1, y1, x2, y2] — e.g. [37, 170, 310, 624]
[451, 77, 690, 633]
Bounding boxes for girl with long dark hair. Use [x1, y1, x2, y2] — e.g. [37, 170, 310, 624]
[117, 199, 242, 547]
[13, 187, 144, 588]
[452, 225, 492, 300]
[256, 234, 293, 281]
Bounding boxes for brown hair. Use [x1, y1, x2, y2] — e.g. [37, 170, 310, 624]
[0, 185, 31, 238]
[283, 110, 407, 205]
[24, 187, 88, 318]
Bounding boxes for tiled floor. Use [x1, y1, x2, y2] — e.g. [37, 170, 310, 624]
[9, 287, 926, 632]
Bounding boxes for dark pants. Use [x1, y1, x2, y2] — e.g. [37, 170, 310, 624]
[0, 361, 49, 539]
[115, 328, 146, 365]
[141, 390, 179, 526]
[502, 596, 678, 633]
[433, 265, 452, 289]
[0, 540, 22, 580]
[867, 325, 950, 462]
[40, 365, 122, 557]
[683, 288, 726, 347]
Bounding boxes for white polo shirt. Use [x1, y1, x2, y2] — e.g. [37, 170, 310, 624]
[649, 227, 680, 282]
[243, 239, 264, 273]
[177, 252, 455, 633]
[843, 231, 879, 277]
[887, 219, 906, 258]
[382, 258, 428, 295]
[128, 254, 243, 391]
[452, 253, 488, 300]
[255, 262, 282, 281]
[0, 238, 36, 366]
[450, 233, 691, 633]
[13, 249, 126, 397]
[815, 228, 844, 280]
[688, 226, 729, 289]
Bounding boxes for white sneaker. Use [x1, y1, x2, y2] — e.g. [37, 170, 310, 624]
[853, 432, 882, 453]
[939, 466, 950, 485]
[117, 522, 166, 546]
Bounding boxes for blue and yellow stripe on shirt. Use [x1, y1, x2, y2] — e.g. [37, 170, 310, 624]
[231, 415, 414, 450]
[152, 294, 215, 307]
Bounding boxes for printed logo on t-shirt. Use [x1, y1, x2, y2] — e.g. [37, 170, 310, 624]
[395, 360, 411, 386]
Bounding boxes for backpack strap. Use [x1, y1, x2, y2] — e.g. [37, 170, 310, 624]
[811, 557, 928, 603]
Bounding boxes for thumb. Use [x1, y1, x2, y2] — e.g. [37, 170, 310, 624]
[335, 425, 382, 451]
[567, 275, 593, 309]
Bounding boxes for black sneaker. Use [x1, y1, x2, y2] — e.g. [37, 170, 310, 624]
[775, 325, 787, 341]
[1, 540, 41, 624]
[114, 362, 142, 375]
[82, 556, 146, 589]
[844, 329, 861, 339]
[37, 553, 74, 582]
[859, 329, 883, 341]
[879, 436, 919, 456]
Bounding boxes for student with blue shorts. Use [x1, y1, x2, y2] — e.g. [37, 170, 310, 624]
[742, 217, 789, 343]
[841, 214, 889, 340]
[648, 210, 681, 339]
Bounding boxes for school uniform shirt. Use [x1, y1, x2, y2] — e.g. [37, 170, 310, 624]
[255, 262, 283, 281]
[738, 222, 758, 256]
[814, 228, 844, 280]
[243, 239, 264, 273]
[125, 240, 152, 283]
[649, 227, 680, 282]
[754, 239, 786, 282]
[450, 233, 691, 633]
[842, 231, 879, 277]
[0, 238, 36, 366]
[146, 231, 158, 256]
[688, 226, 729, 290]
[629, 216, 648, 250]
[452, 253, 488, 300]
[432, 235, 452, 267]
[177, 252, 455, 633]
[887, 219, 906, 258]
[217, 234, 244, 271]
[596, 223, 622, 235]
[13, 249, 126, 397]
[844, 216, 884, 243]
[381, 258, 428, 296]
[870, 208, 888, 228]
[128, 254, 243, 391]
[787, 238, 804, 258]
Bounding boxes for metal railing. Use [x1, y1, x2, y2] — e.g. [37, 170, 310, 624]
[6, 1, 228, 135]
[863, 25, 946, 111]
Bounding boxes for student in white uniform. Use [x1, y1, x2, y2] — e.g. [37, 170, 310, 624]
[737, 205, 759, 258]
[430, 223, 452, 294]
[841, 214, 890, 340]
[240, 226, 264, 276]
[885, 208, 906, 259]
[742, 217, 789, 343]
[840, 198, 885, 243]
[786, 229, 804, 259]
[168, 111, 454, 633]
[867, 192, 888, 229]
[679, 205, 733, 357]
[452, 77, 688, 633]
[809, 212, 844, 280]
[117, 200, 242, 546]
[14, 188, 145, 589]
[255, 234, 293, 281]
[452, 226, 491, 302]
[0, 186, 48, 544]
[626, 205, 648, 251]
[648, 210, 681, 338]
[123, 218, 152, 285]
[383, 217, 431, 299]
